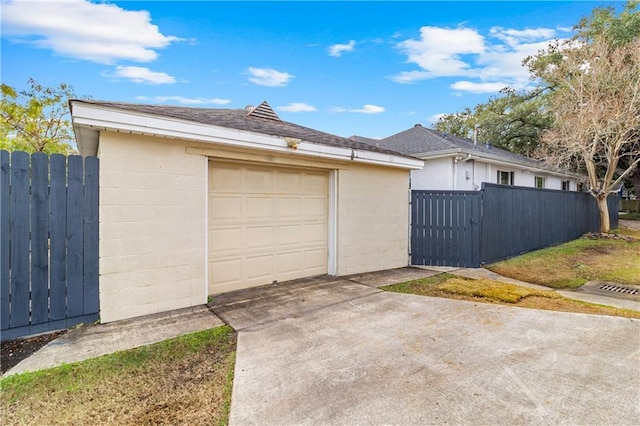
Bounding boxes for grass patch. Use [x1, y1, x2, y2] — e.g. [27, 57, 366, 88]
[1, 326, 236, 426]
[620, 212, 640, 221]
[383, 274, 640, 319]
[485, 233, 640, 289]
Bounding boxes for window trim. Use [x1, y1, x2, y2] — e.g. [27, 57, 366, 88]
[497, 170, 514, 186]
[535, 176, 546, 189]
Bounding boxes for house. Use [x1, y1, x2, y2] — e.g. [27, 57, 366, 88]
[70, 100, 423, 323]
[352, 124, 582, 191]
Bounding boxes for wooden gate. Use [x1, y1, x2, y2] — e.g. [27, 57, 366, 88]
[1, 150, 99, 341]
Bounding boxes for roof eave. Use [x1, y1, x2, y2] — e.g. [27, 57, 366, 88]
[70, 101, 424, 170]
[416, 147, 583, 179]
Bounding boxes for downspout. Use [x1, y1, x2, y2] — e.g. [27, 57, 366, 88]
[453, 157, 458, 190]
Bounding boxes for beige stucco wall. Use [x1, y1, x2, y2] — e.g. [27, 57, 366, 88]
[336, 164, 409, 275]
[97, 136, 411, 322]
[98, 132, 207, 322]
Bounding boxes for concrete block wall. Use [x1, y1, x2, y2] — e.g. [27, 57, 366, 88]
[98, 132, 207, 322]
[337, 164, 410, 275]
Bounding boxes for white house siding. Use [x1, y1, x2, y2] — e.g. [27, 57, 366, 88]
[98, 132, 207, 323]
[412, 159, 578, 192]
[410, 157, 454, 190]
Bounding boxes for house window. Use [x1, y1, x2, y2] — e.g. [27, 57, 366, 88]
[535, 176, 546, 188]
[497, 171, 514, 185]
[562, 180, 570, 191]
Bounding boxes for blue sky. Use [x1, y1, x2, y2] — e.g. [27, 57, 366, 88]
[1, 0, 622, 139]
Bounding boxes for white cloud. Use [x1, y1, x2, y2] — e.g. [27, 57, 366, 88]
[137, 96, 231, 105]
[331, 105, 385, 114]
[396, 26, 485, 78]
[353, 104, 385, 114]
[389, 70, 432, 84]
[451, 81, 510, 94]
[393, 24, 565, 94]
[278, 103, 317, 112]
[489, 27, 556, 47]
[247, 67, 293, 87]
[328, 40, 356, 57]
[104, 66, 176, 84]
[1, 0, 180, 64]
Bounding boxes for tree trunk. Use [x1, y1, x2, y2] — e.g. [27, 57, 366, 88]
[631, 170, 640, 201]
[596, 194, 610, 233]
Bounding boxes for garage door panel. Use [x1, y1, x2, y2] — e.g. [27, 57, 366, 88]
[209, 160, 328, 294]
[276, 197, 302, 217]
[246, 197, 273, 218]
[304, 223, 326, 244]
[304, 248, 327, 268]
[245, 255, 274, 280]
[245, 168, 273, 191]
[305, 173, 329, 194]
[304, 198, 327, 217]
[210, 258, 242, 286]
[277, 225, 303, 245]
[245, 226, 273, 249]
[276, 251, 303, 274]
[209, 196, 242, 221]
[276, 171, 302, 193]
[211, 166, 243, 192]
[209, 227, 243, 254]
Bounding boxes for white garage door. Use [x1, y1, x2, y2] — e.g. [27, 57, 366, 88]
[208, 160, 328, 294]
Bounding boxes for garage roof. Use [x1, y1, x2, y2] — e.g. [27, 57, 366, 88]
[70, 99, 422, 165]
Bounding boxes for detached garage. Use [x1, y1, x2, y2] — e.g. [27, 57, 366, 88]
[71, 100, 423, 323]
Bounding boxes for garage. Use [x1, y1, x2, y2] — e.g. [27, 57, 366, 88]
[70, 99, 423, 323]
[208, 160, 329, 294]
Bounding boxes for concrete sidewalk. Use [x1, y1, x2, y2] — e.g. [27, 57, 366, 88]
[3, 305, 223, 376]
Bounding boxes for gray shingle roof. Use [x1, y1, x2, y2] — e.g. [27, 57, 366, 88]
[72, 99, 416, 159]
[381, 124, 540, 165]
[354, 124, 546, 167]
[352, 124, 583, 177]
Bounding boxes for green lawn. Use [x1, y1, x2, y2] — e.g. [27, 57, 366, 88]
[1, 326, 236, 426]
[485, 229, 640, 289]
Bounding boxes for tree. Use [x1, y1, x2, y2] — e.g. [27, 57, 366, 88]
[434, 88, 552, 156]
[526, 19, 640, 232]
[1, 79, 77, 154]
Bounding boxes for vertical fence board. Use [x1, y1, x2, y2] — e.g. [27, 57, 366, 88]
[9, 152, 30, 328]
[83, 156, 99, 314]
[66, 155, 84, 317]
[49, 154, 67, 321]
[30, 153, 49, 325]
[1, 151, 100, 341]
[1, 151, 10, 330]
[412, 185, 619, 268]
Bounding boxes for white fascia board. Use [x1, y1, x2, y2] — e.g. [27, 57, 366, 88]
[71, 102, 423, 170]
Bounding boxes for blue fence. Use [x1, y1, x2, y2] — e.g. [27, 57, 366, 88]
[1, 150, 99, 341]
[411, 183, 619, 268]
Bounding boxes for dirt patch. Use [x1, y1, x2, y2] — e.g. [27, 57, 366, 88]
[1, 330, 68, 374]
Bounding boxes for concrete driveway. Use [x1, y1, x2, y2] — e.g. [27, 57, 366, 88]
[210, 268, 640, 426]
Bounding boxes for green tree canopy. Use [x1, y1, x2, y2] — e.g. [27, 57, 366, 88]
[1, 78, 78, 155]
[525, 1, 640, 232]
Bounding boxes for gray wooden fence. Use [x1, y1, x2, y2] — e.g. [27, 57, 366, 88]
[1, 150, 99, 341]
[411, 183, 619, 268]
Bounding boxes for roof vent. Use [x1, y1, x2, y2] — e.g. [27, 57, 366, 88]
[244, 105, 255, 112]
[414, 123, 422, 127]
[246, 101, 282, 122]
